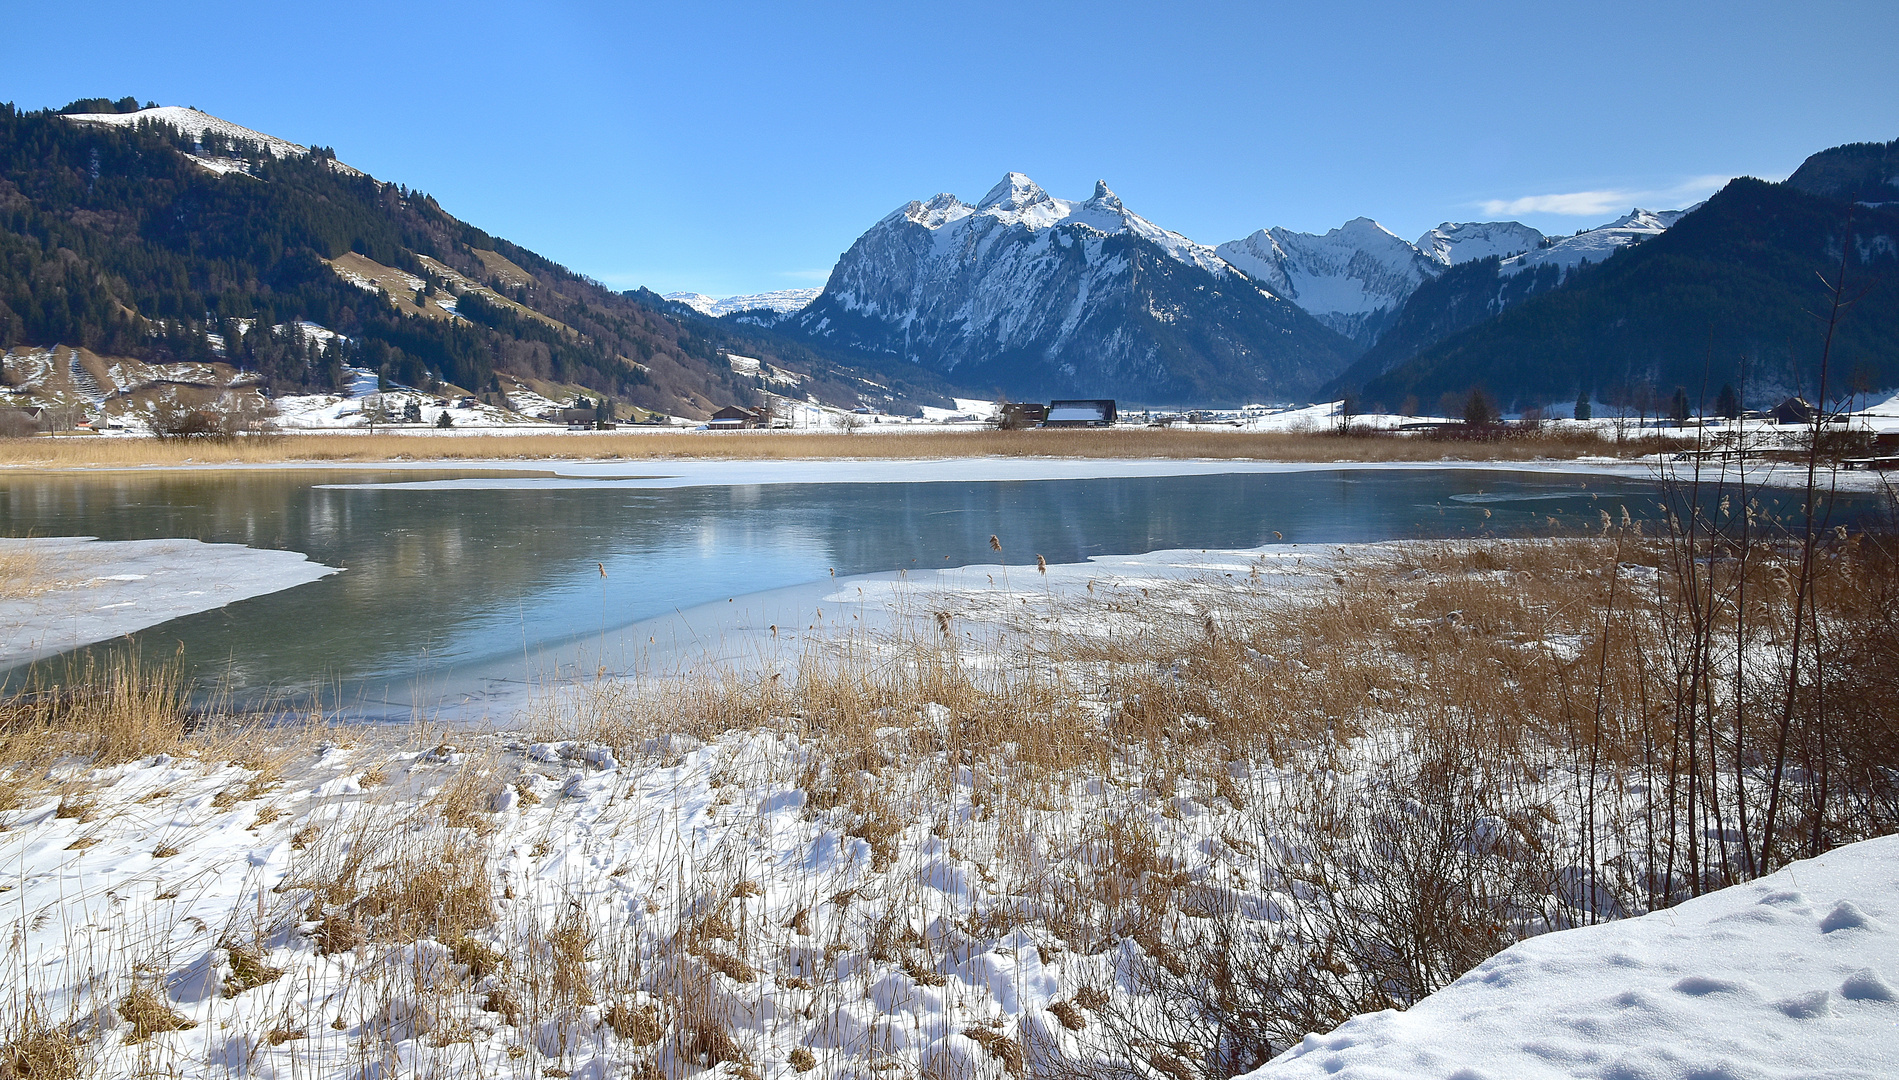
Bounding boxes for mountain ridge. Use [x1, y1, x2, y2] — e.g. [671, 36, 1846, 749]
[0, 99, 935, 419]
[1339, 172, 1899, 411]
[781, 172, 1357, 404]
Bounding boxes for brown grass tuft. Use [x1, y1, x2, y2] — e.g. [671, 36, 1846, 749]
[0, 1007, 81, 1080]
[117, 984, 195, 1043]
[604, 1002, 663, 1046]
[221, 941, 284, 997]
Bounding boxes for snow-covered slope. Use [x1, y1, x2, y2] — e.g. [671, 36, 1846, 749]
[789, 173, 1353, 402]
[1415, 220, 1548, 266]
[662, 288, 822, 317]
[1251, 833, 1899, 1080]
[61, 106, 360, 176]
[63, 105, 307, 158]
[1216, 219, 1441, 349]
[1500, 206, 1698, 276]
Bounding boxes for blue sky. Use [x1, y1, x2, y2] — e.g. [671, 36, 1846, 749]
[6, 1, 1895, 296]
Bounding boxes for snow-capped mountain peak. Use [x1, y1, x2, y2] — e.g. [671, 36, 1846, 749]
[1499, 205, 1697, 276]
[1414, 220, 1548, 267]
[898, 193, 974, 229]
[971, 172, 1067, 229]
[1084, 179, 1124, 211]
[662, 289, 822, 318]
[977, 171, 1053, 213]
[1215, 217, 1441, 348]
[1602, 206, 1695, 231]
[788, 173, 1351, 401]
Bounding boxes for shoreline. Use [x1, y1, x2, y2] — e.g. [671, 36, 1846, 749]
[5, 451, 1888, 493]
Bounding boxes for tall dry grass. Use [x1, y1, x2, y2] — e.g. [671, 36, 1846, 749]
[3, 512, 1889, 1077]
[0, 653, 192, 789]
[0, 426, 1678, 469]
[0, 543, 46, 599]
[522, 525, 1897, 1077]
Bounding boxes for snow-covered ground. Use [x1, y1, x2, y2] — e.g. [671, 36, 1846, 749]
[4, 534, 1893, 1079]
[271, 366, 557, 430]
[61, 106, 362, 177]
[0, 537, 336, 666]
[1251, 834, 1899, 1080]
[917, 399, 1000, 422]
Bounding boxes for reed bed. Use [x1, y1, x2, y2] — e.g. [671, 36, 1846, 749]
[1, 522, 1891, 1079]
[0, 426, 1677, 469]
[0, 542, 45, 599]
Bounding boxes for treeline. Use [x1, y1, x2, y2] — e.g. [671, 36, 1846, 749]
[57, 96, 152, 115]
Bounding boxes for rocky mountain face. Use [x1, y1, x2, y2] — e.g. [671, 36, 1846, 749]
[786, 174, 1356, 404]
[1214, 218, 1442, 350]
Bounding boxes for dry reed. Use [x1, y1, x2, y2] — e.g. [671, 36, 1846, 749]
[0, 426, 1678, 470]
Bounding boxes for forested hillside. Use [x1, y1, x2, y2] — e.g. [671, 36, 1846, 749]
[1342, 173, 1899, 413]
[0, 101, 917, 418]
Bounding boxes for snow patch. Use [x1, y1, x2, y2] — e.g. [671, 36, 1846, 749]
[1249, 834, 1899, 1080]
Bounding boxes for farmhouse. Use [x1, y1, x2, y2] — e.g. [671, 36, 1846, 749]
[708, 405, 763, 429]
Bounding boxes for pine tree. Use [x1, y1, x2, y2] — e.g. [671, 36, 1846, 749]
[1670, 386, 1691, 425]
[1574, 391, 1592, 421]
[1715, 383, 1741, 419]
[1463, 387, 1499, 427]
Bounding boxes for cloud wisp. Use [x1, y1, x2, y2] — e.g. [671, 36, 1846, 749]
[1479, 174, 1737, 217]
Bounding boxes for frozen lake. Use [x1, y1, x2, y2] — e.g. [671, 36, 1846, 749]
[1, 465, 1878, 718]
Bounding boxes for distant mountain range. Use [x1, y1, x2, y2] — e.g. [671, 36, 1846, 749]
[681, 138, 1895, 411]
[774, 173, 1356, 404]
[682, 172, 1729, 405]
[11, 96, 1891, 417]
[661, 288, 822, 317]
[1339, 167, 1899, 412]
